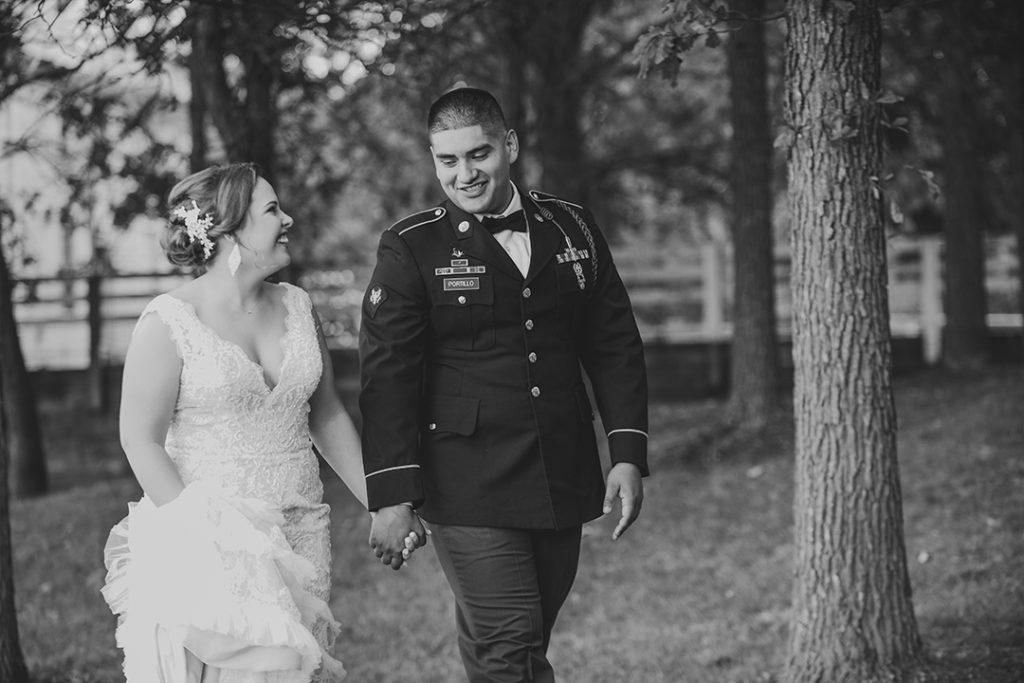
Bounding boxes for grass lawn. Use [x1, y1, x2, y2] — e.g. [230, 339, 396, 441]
[10, 365, 1024, 682]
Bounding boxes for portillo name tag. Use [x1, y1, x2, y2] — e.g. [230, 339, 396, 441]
[443, 277, 480, 291]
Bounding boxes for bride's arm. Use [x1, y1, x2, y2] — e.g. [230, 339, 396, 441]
[308, 310, 368, 509]
[119, 313, 185, 506]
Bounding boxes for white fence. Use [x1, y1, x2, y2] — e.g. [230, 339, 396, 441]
[9, 235, 1022, 370]
[616, 234, 1020, 364]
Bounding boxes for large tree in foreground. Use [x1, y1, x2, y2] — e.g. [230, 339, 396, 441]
[783, 1, 924, 681]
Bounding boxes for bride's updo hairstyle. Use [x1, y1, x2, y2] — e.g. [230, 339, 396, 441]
[163, 162, 260, 269]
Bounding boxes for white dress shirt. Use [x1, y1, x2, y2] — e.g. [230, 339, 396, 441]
[476, 183, 531, 278]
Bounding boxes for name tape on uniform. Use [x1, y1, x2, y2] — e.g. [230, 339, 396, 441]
[443, 277, 480, 291]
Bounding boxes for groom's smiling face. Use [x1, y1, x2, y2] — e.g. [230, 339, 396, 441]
[430, 124, 519, 216]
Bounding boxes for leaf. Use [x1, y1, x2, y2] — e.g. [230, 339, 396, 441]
[773, 127, 795, 150]
[889, 199, 904, 224]
[828, 114, 859, 141]
[876, 90, 904, 105]
[833, 0, 856, 16]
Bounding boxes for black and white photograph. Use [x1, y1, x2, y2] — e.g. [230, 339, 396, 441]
[1, 1, 1022, 681]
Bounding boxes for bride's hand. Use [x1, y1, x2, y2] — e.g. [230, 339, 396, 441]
[401, 531, 418, 560]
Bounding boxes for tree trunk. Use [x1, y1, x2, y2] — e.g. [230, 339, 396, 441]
[784, 1, 924, 681]
[1014, 2, 1024, 360]
[192, 4, 248, 165]
[0, 238, 47, 498]
[0, 245, 29, 683]
[939, 2, 988, 370]
[523, 0, 596, 204]
[725, 0, 778, 425]
[497, 2, 531, 188]
[188, 13, 208, 171]
[242, 51, 278, 183]
[189, 4, 279, 182]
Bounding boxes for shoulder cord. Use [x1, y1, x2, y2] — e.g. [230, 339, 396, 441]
[557, 200, 599, 287]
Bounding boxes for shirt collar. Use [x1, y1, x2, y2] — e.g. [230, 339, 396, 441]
[475, 182, 522, 221]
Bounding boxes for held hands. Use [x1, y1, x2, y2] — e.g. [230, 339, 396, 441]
[603, 463, 644, 540]
[368, 504, 428, 570]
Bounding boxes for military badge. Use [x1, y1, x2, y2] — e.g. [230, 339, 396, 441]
[573, 262, 586, 290]
[366, 284, 388, 318]
[435, 265, 486, 276]
[556, 246, 590, 264]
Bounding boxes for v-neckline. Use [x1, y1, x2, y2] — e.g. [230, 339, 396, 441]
[165, 286, 295, 394]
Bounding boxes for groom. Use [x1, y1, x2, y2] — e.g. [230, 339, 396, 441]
[359, 86, 649, 682]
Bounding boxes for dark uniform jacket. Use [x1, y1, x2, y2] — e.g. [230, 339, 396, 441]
[359, 190, 648, 529]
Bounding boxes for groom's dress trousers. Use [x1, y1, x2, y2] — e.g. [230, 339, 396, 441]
[359, 189, 648, 681]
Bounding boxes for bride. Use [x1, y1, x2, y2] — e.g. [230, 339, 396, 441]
[102, 163, 419, 681]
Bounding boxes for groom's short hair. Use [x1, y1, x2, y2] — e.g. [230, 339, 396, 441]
[427, 87, 507, 137]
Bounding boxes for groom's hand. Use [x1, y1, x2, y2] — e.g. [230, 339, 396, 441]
[603, 463, 643, 541]
[369, 504, 426, 570]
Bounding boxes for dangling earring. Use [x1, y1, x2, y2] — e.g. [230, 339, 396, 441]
[227, 240, 242, 276]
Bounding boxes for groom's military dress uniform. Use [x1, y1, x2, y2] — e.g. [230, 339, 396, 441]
[359, 187, 648, 683]
[359, 189, 649, 525]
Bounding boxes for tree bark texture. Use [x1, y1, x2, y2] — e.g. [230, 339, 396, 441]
[784, 1, 923, 681]
[0, 248, 29, 682]
[0, 238, 47, 499]
[938, 2, 988, 370]
[726, 0, 779, 425]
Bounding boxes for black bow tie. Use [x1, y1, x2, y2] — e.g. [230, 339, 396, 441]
[480, 210, 527, 234]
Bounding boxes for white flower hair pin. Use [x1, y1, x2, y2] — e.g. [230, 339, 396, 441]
[172, 200, 215, 261]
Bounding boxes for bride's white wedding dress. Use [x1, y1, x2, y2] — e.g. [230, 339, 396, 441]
[102, 283, 346, 682]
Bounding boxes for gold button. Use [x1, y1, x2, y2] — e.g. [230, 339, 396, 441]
[522, 288, 531, 298]
[534, 213, 544, 222]
[458, 220, 470, 233]
[531, 386, 541, 398]
[525, 319, 534, 330]
[428, 423, 437, 431]
[458, 295, 467, 304]
[528, 352, 537, 363]
[435, 209, 444, 216]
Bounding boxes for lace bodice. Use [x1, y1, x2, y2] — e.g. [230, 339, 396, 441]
[137, 283, 324, 508]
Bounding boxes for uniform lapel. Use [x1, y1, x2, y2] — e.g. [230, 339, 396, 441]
[443, 199, 522, 280]
[524, 194, 565, 286]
